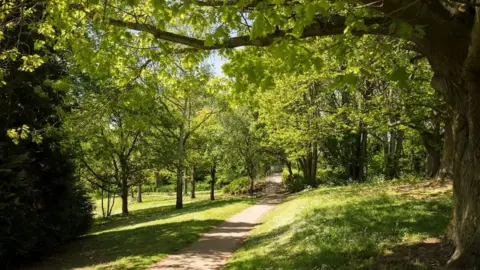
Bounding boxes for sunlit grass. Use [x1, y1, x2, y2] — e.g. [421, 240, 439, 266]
[30, 192, 256, 270]
[224, 180, 452, 270]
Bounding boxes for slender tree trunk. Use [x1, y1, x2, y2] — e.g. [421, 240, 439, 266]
[137, 184, 142, 203]
[101, 189, 105, 218]
[121, 179, 129, 216]
[354, 122, 367, 182]
[176, 124, 185, 209]
[191, 167, 196, 199]
[299, 142, 318, 186]
[286, 161, 293, 177]
[393, 130, 404, 178]
[248, 175, 254, 195]
[359, 128, 368, 182]
[210, 162, 216, 201]
[184, 174, 188, 195]
[439, 118, 454, 180]
[109, 193, 115, 216]
[425, 145, 442, 178]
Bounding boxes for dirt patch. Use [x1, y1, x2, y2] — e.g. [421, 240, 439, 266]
[372, 238, 453, 270]
[393, 180, 452, 200]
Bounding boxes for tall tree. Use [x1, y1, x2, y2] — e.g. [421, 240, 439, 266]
[50, 0, 480, 265]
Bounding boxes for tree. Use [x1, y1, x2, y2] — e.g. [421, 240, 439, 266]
[0, 4, 92, 265]
[144, 63, 217, 209]
[221, 108, 265, 195]
[49, 0, 480, 266]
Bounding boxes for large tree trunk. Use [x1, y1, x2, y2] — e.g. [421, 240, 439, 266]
[446, 76, 480, 268]
[430, 59, 480, 267]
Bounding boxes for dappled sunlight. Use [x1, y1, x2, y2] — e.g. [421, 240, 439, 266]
[224, 181, 452, 270]
[26, 196, 255, 270]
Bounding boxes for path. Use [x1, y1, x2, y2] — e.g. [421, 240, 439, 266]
[148, 174, 285, 270]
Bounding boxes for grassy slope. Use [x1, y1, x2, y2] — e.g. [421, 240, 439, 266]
[31, 191, 256, 270]
[224, 180, 452, 270]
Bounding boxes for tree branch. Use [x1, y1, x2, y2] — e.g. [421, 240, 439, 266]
[107, 15, 391, 50]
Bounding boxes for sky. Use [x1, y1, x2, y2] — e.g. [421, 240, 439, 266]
[206, 52, 226, 76]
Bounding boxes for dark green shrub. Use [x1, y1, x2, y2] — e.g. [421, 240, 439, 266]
[282, 173, 305, 193]
[0, 12, 93, 266]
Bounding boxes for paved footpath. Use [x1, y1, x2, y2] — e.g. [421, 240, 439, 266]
[148, 175, 284, 270]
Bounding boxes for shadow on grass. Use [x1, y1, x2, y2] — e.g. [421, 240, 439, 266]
[26, 197, 255, 270]
[91, 197, 249, 234]
[225, 194, 451, 270]
[31, 219, 222, 270]
[372, 238, 453, 270]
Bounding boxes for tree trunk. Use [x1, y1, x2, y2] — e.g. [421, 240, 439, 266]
[425, 145, 441, 178]
[248, 175, 254, 195]
[430, 64, 480, 267]
[286, 161, 293, 177]
[439, 118, 454, 180]
[353, 122, 367, 182]
[191, 167, 196, 199]
[184, 174, 188, 195]
[393, 130, 404, 178]
[299, 142, 318, 186]
[175, 123, 186, 209]
[210, 163, 216, 201]
[121, 180, 129, 216]
[137, 184, 142, 203]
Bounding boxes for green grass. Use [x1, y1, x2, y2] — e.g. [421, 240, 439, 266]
[31, 191, 256, 270]
[224, 180, 452, 270]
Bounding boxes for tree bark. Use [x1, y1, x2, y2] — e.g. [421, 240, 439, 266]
[353, 122, 367, 182]
[191, 167, 196, 199]
[430, 63, 480, 267]
[137, 184, 142, 203]
[439, 118, 453, 180]
[210, 162, 216, 201]
[425, 144, 441, 178]
[286, 161, 293, 177]
[176, 124, 185, 209]
[121, 180, 128, 216]
[299, 142, 318, 186]
[248, 175, 254, 195]
[184, 174, 188, 195]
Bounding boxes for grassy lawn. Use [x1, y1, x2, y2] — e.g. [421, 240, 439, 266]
[30, 191, 256, 270]
[224, 180, 452, 270]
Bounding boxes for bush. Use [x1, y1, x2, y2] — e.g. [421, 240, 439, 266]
[282, 173, 305, 193]
[0, 136, 93, 267]
[222, 177, 251, 194]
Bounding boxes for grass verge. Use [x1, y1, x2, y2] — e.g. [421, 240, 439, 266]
[224, 180, 452, 270]
[29, 192, 256, 270]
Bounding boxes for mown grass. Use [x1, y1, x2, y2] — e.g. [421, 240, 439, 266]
[224, 180, 452, 270]
[30, 191, 256, 270]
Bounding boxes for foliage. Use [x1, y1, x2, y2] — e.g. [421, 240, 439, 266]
[282, 173, 305, 193]
[222, 177, 251, 195]
[0, 41, 93, 266]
